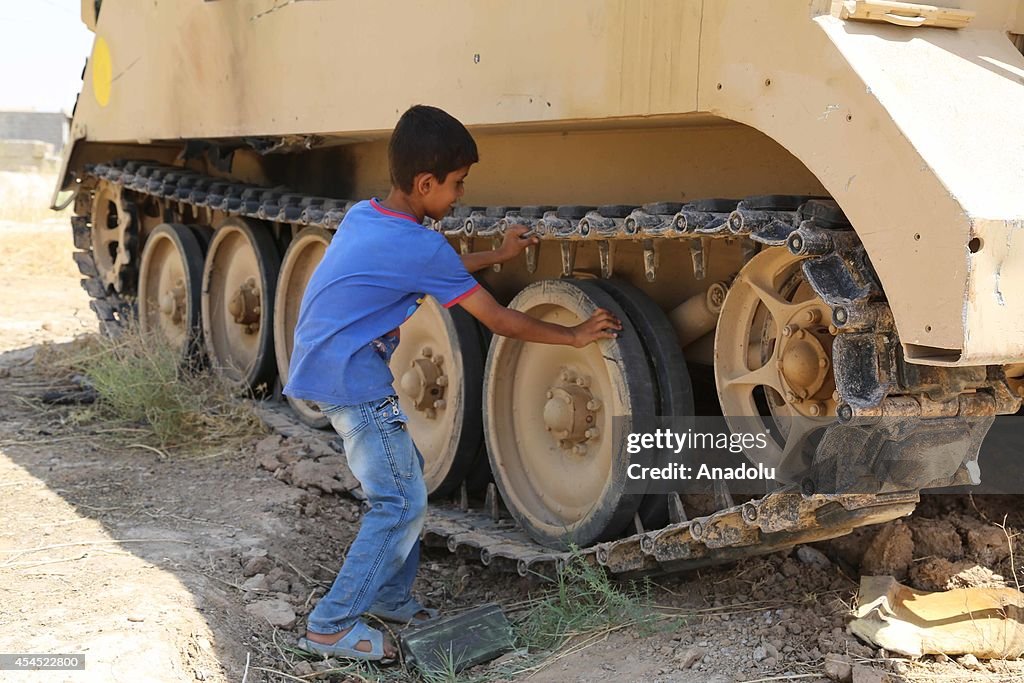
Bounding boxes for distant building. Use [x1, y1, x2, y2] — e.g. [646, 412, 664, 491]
[0, 112, 69, 173]
[0, 112, 68, 150]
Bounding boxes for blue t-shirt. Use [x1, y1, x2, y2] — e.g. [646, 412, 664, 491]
[283, 199, 480, 405]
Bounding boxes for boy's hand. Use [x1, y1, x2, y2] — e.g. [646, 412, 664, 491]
[571, 309, 622, 348]
[497, 225, 539, 261]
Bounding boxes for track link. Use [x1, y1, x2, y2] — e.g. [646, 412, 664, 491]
[67, 160, 1018, 577]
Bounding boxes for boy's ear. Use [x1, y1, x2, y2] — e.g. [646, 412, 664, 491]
[413, 172, 436, 197]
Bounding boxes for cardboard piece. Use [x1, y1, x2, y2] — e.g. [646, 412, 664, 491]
[849, 575, 1024, 659]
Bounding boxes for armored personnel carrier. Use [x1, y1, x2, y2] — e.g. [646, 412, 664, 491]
[55, 0, 1024, 576]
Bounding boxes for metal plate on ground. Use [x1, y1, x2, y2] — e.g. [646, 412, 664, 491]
[399, 603, 513, 675]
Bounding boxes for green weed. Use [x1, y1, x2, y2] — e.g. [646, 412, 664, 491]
[515, 548, 659, 652]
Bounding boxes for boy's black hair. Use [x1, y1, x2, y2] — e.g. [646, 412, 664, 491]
[388, 105, 479, 193]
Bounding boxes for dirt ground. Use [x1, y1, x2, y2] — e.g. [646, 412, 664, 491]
[1, 212, 1023, 683]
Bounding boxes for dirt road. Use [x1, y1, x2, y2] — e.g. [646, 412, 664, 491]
[1, 216, 1022, 683]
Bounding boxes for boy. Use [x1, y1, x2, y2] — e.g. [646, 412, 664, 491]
[284, 105, 620, 661]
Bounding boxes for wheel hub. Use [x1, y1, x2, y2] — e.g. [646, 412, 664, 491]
[228, 277, 262, 333]
[543, 368, 601, 454]
[160, 279, 187, 325]
[777, 311, 831, 405]
[399, 347, 448, 419]
[714, 248, 840, 477]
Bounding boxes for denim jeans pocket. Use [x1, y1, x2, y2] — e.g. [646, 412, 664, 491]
[328, 404, 369, 439]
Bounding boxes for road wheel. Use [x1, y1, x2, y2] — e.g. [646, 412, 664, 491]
[714, 248, 837, 480]
[484, 279, 655, 548]
[394, 297, 485, 497]
[274, 227, 332, 428]
[138, 223, 205, 357]
[201, 217, 280, 390]
[591, 278, 694, 529]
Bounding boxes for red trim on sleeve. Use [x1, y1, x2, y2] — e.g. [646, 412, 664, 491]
[370, 198, 420, 223]
[443, 283, 482, 308]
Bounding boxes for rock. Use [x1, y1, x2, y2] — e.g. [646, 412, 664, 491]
[302, 453, 359, 490]
[908, 557, 956, 591]
[947, 561, 1006, 589]
[851, 665, 889, 683]
[823, 654, 853, 682]
[966, 524, 1010, 566]
[246, 598, 296, 629]
[753, 645, 768, 662]
[243, 547, 269, 560]
[908, 518, 962, 559]
[292, 661, 313, 676]
[290, 459, 346, 493]
[126, 614, 145, 623]
[316, 455, 346, 469]
[672, 647, 704, 669]
[279, 450, 300, 465]
[824, 527, 873, 571]
[861, 522, 914, 579]
[270, 579, 291, 593]
[957, 653, 984, 671]
[339, 503, 361, 523]
[891, 660, 912, 676]
[255, 435, 284, 454]
[908, 557, 1006, 591]
[243, 555, 273, 577]
[797, 545, 833, 570]
[258, 451, 282, 472]
[242, 573, 270, 592]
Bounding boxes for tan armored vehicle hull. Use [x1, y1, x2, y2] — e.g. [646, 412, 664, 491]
[55, 0, 1024, 571]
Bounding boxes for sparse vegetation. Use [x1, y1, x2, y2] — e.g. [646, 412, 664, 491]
[514, 549, 660, 654]
[42, 327, 265, 451]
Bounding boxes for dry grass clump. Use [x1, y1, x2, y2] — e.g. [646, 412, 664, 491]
[46, 327, 265, 451]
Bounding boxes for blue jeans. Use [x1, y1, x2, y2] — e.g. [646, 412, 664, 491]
[307, 396, 428, 634]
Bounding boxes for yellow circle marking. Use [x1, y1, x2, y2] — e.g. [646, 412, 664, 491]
[92, 37, 112, 107]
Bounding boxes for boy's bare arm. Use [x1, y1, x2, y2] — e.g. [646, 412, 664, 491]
[460, 225, 538, 273]
[458, 287, 621, 348]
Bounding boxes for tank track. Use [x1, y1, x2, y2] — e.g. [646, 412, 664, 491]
[70, 213, 136, 336]
[68, 160, 1018, 577]
[258, 400, 919, 579]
